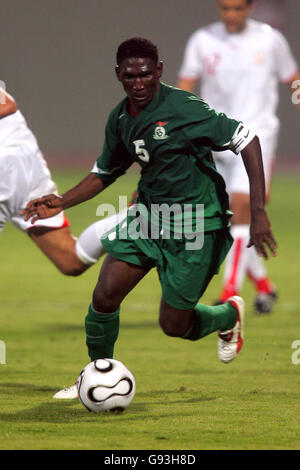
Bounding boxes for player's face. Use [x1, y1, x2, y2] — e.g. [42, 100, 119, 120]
[116, 57, 163, 113]
[217, 0, 252, 33]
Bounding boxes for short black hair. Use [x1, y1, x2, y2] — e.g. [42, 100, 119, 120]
[116, 37, 159, 66]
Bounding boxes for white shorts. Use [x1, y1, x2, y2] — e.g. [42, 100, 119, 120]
[0, 138, 68, 234]
[213, 131, 277, 196]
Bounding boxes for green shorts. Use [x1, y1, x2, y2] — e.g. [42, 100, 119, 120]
[101, 215, 232, 310]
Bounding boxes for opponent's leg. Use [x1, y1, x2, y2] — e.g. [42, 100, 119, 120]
[218, 193, 250, 301]
[28, 211, 127, 276]
[246, 247, 277, 313]
[29, 225, 88, 276]
[246, 245, 274, 295]
[242, 152, 276, 312]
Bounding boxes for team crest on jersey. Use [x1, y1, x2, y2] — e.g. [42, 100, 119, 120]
[153, 121, 169, 140]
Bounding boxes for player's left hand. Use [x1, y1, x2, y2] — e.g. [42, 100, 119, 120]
[248, 208, 277, 260]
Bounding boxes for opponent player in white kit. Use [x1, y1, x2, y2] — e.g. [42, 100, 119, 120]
[0, 87, 126, 276]
[177, 0, 300, 313]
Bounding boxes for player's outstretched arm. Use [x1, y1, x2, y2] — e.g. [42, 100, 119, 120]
[21, 173, 107, 224]
[177, 78, 197, 93]
[0, 90, 18, 117]
[240, 136, 277, 260]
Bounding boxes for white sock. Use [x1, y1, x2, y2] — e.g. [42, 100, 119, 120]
[246, 245, 267, 280]
[75, 209, 127, 266]
[221, 224, 250, 299]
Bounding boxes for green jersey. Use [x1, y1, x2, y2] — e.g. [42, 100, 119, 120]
[92, 82, 241, 232]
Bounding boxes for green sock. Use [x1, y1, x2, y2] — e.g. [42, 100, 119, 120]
[85, 303, 120, 361]
[184, 302, 237, 341]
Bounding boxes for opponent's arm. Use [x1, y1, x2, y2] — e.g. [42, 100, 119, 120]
[0, 90, 18, 117]
[177, 78, 198, 93]
[240, 136, 277, 259]
[21, 173, 108, 224]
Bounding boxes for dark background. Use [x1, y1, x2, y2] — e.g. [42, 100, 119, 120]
[0, 0, 299, 167]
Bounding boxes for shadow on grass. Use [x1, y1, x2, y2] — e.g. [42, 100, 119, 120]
[0, 400, 110, 424]
[0, 400, 160, 424]
[0, 400, 213, 424]
[0, 382, 58, 394]
[0, 384, 215, 424]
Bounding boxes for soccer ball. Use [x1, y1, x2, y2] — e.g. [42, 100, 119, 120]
[77, 359, 135, 413]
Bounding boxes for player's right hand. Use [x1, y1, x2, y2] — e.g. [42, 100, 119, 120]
[20, 194, 63, 224]
[247, 208, 277, 260]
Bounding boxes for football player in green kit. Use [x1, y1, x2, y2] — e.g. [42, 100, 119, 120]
[22, 38, 277, 395]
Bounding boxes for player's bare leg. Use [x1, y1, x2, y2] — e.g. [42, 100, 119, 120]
[29, 226, 88, 276]
[159, 298, 238, 340]
[218, 193, 250, 301]
[86, 255, 150, 361]
[159, 301, 194, 338]
[159, 296, 244, 363]
[92, 254, 150, 312]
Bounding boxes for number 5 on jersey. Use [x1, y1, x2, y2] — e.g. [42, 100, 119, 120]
[133, 140, 150, 163]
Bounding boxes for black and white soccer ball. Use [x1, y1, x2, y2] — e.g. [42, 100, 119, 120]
[77, 359, 135, 413]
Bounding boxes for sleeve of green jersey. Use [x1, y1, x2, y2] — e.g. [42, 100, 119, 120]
[177, 96, 241, 152]
[91, 113, 134, 183]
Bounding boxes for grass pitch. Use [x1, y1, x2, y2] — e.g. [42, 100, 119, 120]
[0, 169, 300, 450]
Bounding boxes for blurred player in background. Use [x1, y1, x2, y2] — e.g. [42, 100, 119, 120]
[0, 87, 125, 275]
[177, 0, 300, 313]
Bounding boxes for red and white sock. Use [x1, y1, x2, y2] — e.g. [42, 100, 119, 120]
[220, 225, 249, 302]
[246, 245, 273, 294]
